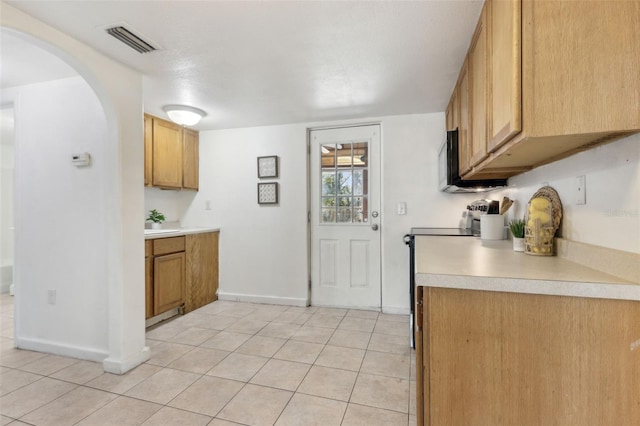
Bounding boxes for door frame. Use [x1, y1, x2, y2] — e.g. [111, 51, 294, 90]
[306, 122, 383, 308]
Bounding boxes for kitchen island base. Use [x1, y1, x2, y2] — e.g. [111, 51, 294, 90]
[416, 286, 640, 425]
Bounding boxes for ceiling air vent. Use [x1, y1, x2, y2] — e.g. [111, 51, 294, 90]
[106, 26, 157, 54]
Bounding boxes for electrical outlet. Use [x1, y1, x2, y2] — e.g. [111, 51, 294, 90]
[48, 289, 56, 305]
[576, 175, 586, 205]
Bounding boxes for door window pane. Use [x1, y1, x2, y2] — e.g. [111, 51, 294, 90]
[320, 142, 369, 224]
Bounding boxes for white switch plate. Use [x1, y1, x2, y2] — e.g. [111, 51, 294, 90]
[397, 202, 407, 215]
[576, 175, 586, 205]
[48, 289, 56, 305]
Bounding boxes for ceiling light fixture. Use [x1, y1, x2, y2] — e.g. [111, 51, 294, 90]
[163, 105, 206, 126]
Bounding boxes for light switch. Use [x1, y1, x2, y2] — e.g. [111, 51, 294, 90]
[576, 175, 586, 205]
[397, 202, 407, 215]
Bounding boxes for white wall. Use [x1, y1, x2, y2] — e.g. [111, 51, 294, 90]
[4, 77, 110, 356]
[0, 107, 15, 291]
[178, 112, 482, 312]
[181, 123, 310, 305]
[497, 133, 640, 254]
[175, 114, 639, 311]
[3, 4, 147, 373]
[144, 187, 196, 226]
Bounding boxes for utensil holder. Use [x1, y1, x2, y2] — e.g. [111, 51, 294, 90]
[480, 214, 505, 240]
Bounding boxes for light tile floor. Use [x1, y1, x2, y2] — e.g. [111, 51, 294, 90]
[0, 293, 416, 425]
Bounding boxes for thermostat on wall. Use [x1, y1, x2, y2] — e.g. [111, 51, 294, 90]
[72, 152, 91, 167]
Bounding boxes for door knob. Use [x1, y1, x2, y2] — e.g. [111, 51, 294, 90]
[371, 224, 379, 231]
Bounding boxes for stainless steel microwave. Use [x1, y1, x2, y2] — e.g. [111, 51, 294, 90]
[438, 129, 507, 193]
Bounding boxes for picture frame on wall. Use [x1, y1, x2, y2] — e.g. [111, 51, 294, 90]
[257, 155, 278, 178]
[258, 182, 279, 205]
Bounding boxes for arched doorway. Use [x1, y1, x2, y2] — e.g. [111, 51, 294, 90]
[1, 5, 148, 374]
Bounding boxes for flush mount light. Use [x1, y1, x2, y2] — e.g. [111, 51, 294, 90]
[163, 105, 206, 126]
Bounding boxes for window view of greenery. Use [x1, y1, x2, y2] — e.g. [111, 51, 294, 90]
[321, 142, 368, 223]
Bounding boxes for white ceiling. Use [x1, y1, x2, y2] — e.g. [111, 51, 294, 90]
[1, 0, 482, 131]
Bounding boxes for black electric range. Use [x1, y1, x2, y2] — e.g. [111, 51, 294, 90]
[403, 228, 475, 348]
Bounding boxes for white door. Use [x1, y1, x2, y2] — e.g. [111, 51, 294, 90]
[309, 125, 381, 309]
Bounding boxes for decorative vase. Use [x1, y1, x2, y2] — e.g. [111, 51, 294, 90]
[513, 237, 525, 252]
[151, 222, 162, 230]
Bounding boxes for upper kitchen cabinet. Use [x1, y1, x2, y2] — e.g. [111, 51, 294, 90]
[468, 3, 489, 168]
[453, 0, 640, 180]
[458, 59, 471, 176]
[144, 115, 153, 186]
[182, 128, 199, 190]
[144, 113, 200, 190]
[487, 0, 521, 152]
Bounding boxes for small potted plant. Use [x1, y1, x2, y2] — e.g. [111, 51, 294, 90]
[509, 218, 526, 252]
[147, 209, 166, 230]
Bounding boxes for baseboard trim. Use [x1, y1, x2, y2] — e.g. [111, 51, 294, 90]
[103, 346, 150, 375]
[217, 291, 308, 307]
[15, 336, 108, 363]
[382, 306, 411, 315]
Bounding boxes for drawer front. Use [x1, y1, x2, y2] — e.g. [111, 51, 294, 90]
[145, 240, 152, 257]
[153, 236, 186, 256]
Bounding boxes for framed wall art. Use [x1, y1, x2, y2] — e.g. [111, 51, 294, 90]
[257, 155, 278, 178]
[258, 182, 279, 204]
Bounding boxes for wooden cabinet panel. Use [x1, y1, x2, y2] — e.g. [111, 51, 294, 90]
[152, 118, 183, 189]
[445, 87, 460, 133]
[468, 5, 488, 167]
[445, 100, 453, 131]
[182, 128, 199, 190]
[184, 232, 219, 313]
[417, 287, 640, 425]
[524, 0, 640, 138]
[145, 240, 153, 319]
[144, 114, 153, 186]
[457, 60, 470, 176]
[154, 252, 185, 315]
[153, 236, 185, 256]
[488, 0, 522, 152]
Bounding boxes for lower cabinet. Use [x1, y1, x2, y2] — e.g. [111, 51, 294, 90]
[416, 287, 640, 425]
[154, 251, 186, 315]
[185, 231, 219, 313]
[145, 231, 219, 321]
[145, 241, 153, 319]
[150, 236, 186, 317]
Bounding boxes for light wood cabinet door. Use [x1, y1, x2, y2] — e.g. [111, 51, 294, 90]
[182, 128, 199, 190]
[488, 0, 521, 152]
[468, 5, 488, 168]
[524, 0, 640, 138]
[445, 87, 461, 133]
[184, 232, 219, 313]
[153, 252, 185, 315]
[144, 114, 153, 187]
[457, 60, 470, 176]
[419, 287, 640, 425]
[145, 240, 153, 319]
[152, 118, 183, 189]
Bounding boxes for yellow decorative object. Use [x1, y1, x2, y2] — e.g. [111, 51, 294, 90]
[524, 186, 563, 256]
[529, 197, 551, 211]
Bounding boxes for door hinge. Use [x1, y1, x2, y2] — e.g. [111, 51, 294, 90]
[308, 211, 311, 223]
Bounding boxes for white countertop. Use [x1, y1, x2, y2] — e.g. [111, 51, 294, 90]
[415, 236, 640, 301]
[144, 227, 220, 240]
